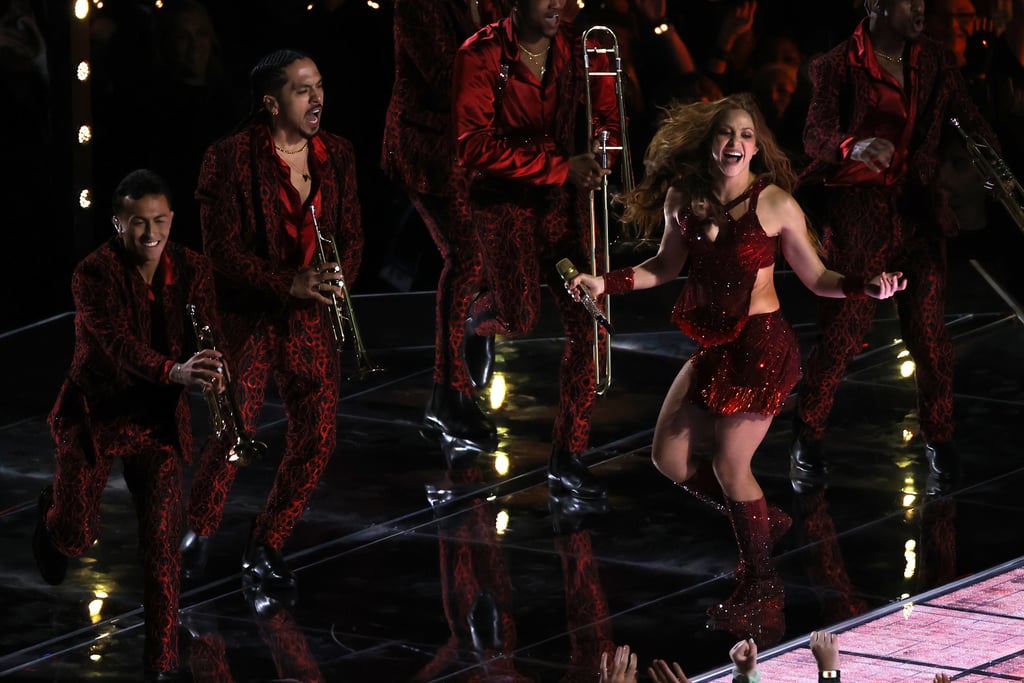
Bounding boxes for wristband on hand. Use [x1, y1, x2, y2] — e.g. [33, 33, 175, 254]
[819, 670, 840, 681]
[732, 668, 760, 683]
[603, 267, 635, 296]
[840, 275, 867, 299]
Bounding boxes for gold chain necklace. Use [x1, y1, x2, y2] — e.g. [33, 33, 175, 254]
[519, 43, 550, 77]
[274, 141, 308, 154]
[281, 153, 310, 183]
[519, 43, 549, 59]
[874, 48, 903, 64]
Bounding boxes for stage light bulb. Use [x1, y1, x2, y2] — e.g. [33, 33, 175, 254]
[490, 374, 507, 411]
[495, 451, 510, 476]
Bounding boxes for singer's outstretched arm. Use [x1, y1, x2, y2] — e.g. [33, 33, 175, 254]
[572, 186, 690, 299]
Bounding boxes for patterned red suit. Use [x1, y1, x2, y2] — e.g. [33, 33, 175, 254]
[46, 239, 219, 673]
[452, 17, 620, 455]
[797, 21, 996, 445]
[186, 124, 362, 551]
[382, 0, 506, 395]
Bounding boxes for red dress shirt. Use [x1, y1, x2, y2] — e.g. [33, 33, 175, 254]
[828, 21, 920, 187]
[453, 17, 621, 186]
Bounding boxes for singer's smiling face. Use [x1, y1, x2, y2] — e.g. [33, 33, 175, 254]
[710, 108, 759, 180]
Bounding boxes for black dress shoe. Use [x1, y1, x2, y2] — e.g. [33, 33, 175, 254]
[32, 486, 68, 586]
[548, 449, 607, 500]
[790, 436, 826, 481]
[179, 529, 209, 581]
[242, 527, 296, 589]
[925, 441, 961, 481]
[550, 490, 610, 535]
[423, 383, 497, 450]
[464, 318, 495, 390]
[244, 583, 297, 619]
[468, 591, 503, 652]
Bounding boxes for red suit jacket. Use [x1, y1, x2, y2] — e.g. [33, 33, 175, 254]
[382, 0, 507, 196]
[802, 20, 996, 236]
[49, 240, 219, 464]
[196, 124, 363, 349]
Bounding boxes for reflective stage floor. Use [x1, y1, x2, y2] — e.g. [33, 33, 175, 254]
[2, 254, 1023, 682]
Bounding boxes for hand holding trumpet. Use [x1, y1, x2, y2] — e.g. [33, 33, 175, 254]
[168, 349, 226, 394]
[290, 261, 345, 304]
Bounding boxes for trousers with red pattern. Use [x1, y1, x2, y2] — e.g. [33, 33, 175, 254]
[796, 185, 954, 444]
[415, 478, 612, 683]
[186, 304, 339, 550]
[409, 190, 485, 395]
[189, 608, 324, 682]
[464, 182, 600, 454]
[47, 440, 183, 673]
[556, 529, 615, 683]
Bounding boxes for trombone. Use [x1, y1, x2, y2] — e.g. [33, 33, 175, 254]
[186, 304, 266, 466]
[582, 25, 633, 394]
[309, 205, 383, 379]
[949, 116, 1024, 236]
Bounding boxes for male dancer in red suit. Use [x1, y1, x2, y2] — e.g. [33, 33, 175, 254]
[792, 0, 998, 487]
[182, 49, 362, 588]
[451, 0, 620, 499]
[382, 0, 509, 450]
[33, 169, 227, 681]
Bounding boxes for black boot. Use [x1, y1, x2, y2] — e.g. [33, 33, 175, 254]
[790, 433, 827, 491]
[464, 328, 495, 391]
[549, 490, 609, 535]
[925, 441, 961, 481]
[243, 583, 297, 620]
[465, 297, 497, 390]
[423, 383, 497, 450]
[32, 486, 68, 586]
[179, 529, 209, 581]
[548, 449, 607, 500]
[468, 591, 503, 652]
[242, 522, 296, 589]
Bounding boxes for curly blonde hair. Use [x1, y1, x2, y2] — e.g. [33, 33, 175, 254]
[620, 92, 797, 236]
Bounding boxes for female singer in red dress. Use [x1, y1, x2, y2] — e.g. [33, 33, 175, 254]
[572, 93, 905, 641]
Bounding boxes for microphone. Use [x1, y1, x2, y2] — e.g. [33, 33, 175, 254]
[556, 258, 613, 334]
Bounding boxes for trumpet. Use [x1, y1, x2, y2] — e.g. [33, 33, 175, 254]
[582, 25, 634, 395]
[186, 304, 266, 466]
[949, 116, 1024, 235]
[309, 205, 383, 379]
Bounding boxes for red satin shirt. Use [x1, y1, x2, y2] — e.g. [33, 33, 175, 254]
[453, 17, 620, 186]
[265, 127, 325, 268]
[827, 21, 920, 187]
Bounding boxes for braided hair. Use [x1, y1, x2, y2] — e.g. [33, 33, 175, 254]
[234, 48, 312, 132]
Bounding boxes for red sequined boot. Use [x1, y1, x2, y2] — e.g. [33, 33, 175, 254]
[706, 496, 786, 645]
[678, 465, 792, 544]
